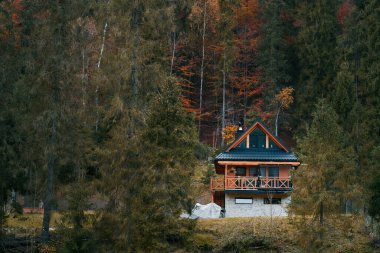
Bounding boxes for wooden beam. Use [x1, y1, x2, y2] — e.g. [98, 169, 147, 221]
[266, 135, 269, 148]
[246, 134, 250, 148]
[217, 161, 300, 166]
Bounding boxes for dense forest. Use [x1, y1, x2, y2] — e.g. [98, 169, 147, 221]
[1, 0, 380, 252]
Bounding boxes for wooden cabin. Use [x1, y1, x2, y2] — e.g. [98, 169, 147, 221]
[211, 119, 300, 217]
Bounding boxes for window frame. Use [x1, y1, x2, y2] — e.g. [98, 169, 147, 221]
[263, 198, 281, 204]
[235, 198, 253, 204]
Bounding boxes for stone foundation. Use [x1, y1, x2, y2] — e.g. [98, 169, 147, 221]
[224, 193, 290, 217]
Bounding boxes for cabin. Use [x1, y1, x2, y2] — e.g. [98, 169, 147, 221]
[211, 119, 300, 217]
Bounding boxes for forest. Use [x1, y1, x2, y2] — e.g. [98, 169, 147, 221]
[1, 0, 380, 252]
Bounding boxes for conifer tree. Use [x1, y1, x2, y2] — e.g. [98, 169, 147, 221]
[129, 79, 197, 251]
[258, 0, 296, 127]
[290, 99, 359, 250]
[294, 0, 339, 127]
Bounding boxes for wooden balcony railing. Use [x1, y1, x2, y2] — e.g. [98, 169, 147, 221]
[211, 176, 291, 191]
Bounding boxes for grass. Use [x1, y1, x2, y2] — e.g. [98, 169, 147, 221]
[5, 212, 62, 229]
[192, 217, 299, 252]
[4, 213, 376, 252]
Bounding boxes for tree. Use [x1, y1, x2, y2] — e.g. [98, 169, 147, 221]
[290, 99, 359, 250]
[130, 80, 198, 251]
[293, 0, 339, 128]
[274, 87, 294, 136]
[258, 0, 296, 127]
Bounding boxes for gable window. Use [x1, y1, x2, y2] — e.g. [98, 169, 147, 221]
[236, 198, 253, 204]
[249, 128, 266, 149]
[264, 198, 281, 204]
[235, 167, 246, 177]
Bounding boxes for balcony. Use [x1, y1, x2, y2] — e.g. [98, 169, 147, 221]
[210, 176, 292, 191]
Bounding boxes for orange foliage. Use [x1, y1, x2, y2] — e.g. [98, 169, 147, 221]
[223, 125, 238, 145]
[275, 87, 294, 110]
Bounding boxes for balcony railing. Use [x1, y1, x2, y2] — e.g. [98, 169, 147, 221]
[211, 176, 291, 191]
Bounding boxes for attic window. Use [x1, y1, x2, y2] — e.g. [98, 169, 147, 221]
[250, 128, 265, 148]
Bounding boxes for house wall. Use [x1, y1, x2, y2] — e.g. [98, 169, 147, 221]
[224, 193, 291, 217]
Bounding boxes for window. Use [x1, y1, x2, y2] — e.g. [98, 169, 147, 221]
[264, 198, 281, 204]
[268, 167, 279, 177]
[235, 198, 253, 204]
[249, 167, 258, 176]
[235, 167, 246, 176]
[258, 167, 266, 177]
[250, 128, 266, 148]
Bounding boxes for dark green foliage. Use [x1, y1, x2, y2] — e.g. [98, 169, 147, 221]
[290, 99, 359, 250]
[194, 142, 211, 160]
[294, 0, 340, 127]
[258, 0, 296, 120]
[129, 80, 198, 251]
[202, 167, 216, 185]
[368, 147, 380, 220]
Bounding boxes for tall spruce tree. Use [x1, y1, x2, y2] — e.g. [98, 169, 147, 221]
[294, 0, 339, 129]
[130, 80, 197, 251]
[290, 99, 359, 251]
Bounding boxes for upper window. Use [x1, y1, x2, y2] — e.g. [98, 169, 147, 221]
[249, 128, 266, 149]
[235, 167, 246, 176]
[249, 167, 258, 177]
[268, 167, 279, 177]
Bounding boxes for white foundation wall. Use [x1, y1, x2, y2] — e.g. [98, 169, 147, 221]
[224, 193, 291, 217]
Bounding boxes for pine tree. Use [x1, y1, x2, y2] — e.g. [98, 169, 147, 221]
[129, 79, 197, 251]
[290, 99, 359, 251]
[294, 0, 339, 128]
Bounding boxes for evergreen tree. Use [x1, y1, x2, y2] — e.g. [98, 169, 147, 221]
[290, 99, 359, 251]
[258, 0, 296, 129]
[130, 80, 197, 251]
[294, 0, 339, 128]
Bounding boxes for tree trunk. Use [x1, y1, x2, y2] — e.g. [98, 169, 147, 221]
[221, 55, 226, 147]
[131, 2, 140, 103]
[95, 21, 108, 133]
[319, 201, 324, 240]
[198, 0, 207, 137]
[170, 32, 176, 76]
[41, 118, 56, 242]
[275, 107, 280, 136]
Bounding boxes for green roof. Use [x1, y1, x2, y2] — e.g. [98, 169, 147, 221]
[215, 149, 298, 162]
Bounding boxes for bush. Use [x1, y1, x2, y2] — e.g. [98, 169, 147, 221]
[194, 143, 210, 161]
[202, 167, 216, 185]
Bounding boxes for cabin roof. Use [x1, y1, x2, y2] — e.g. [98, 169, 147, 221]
[215, 149, 299, 162]
[215, 119, 299, 163]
